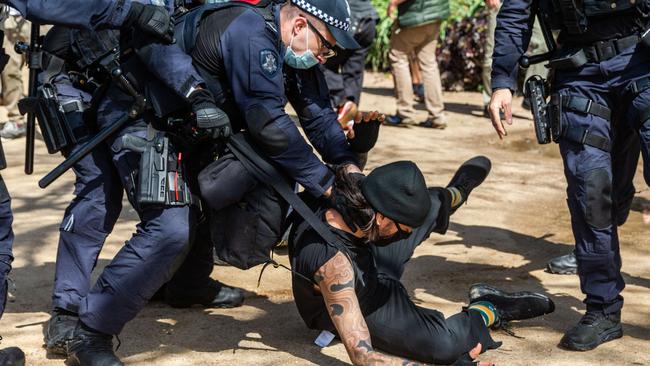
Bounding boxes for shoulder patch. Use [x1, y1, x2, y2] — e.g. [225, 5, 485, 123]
[259, 49, 279, 77]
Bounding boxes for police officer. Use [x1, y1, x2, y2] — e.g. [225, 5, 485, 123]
[189, 0, 365, 199]
[157, 0, 385, 292]
[0, 1, 174, 364]
[488, 0, 650, 351]
[32, 6, 238, 366]
[320, 0, 378, 109]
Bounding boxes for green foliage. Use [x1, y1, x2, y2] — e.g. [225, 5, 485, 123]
[367, 0, 393, 72]
[367, 0, 490, 90]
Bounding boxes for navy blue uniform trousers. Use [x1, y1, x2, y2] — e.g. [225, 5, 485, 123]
[554, 43, 650, 314]
[56, 90, 198, 335]
[0, 175, 14, 319]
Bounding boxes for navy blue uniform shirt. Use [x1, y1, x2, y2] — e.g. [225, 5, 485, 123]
[5, 0, 134, 30]
[216, 5, 358, 197]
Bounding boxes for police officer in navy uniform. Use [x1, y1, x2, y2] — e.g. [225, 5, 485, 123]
[188, 0, 365, 201]
[26, 4, 239, 366]
[37, 2, 242, 356]
[488, 0, 650, 351]
[157, 0, 385, 294]
[0, 1, 174, 364]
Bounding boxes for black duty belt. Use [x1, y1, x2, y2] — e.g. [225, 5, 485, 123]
[582, 33, 643, 63]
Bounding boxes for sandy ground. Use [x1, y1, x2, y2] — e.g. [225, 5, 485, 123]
[0, 72, 648, 365]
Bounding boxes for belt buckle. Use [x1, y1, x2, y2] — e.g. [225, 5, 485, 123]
[60, 99, 84, 114]
[595, 40, 616, 61]
[580, 129, 590, 145]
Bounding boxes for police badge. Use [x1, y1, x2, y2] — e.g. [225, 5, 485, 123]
[260, 49, 279, 77]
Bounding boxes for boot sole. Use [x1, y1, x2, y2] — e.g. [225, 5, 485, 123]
[546, 265, 578, 275]
[559, 324, 623, 351]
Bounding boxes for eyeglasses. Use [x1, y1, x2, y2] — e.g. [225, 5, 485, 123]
[307, 20, 337, 59]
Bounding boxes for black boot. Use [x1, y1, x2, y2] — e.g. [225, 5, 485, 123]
[560, 311, 622, 351]
[0, 347, 25, 366]
[65, 322, 123, 366]
[164, 279, 244, 309]
[469, 283, 555, 326]
[447, 156, 492, 213]
[546, 251, 577, 275]
[44, 309, 79, 356]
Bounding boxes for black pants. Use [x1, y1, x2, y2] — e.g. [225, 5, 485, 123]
[365, 188, 498, 365]
[321, 17, 377, 108]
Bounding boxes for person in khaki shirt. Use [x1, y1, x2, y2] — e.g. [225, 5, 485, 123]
[385, 0, 447, 129]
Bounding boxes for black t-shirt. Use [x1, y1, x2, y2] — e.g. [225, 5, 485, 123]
[289, 207, 384, 332]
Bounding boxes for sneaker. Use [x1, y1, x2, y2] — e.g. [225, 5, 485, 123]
[164, 279, 244, 309]
[44, 309, 79, 356]
[446, 156, 492, 213]
[559, 311, 623, 351]
[418, 117, 447, 130]
[384, 115, 413, 126]
[0, 121, 26, 139]
[546, 251, 578, 275]
[0, 347, 25, 366]
[469, 283, 555, 327]
[413, 84, 425, 103]
[65, 322, 123, 366]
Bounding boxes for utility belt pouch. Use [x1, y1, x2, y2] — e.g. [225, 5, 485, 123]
[548, 94, 564, 142]
[548, 48, 588, 69]
[524, 75, 552, 144]
[121, 132, 193, 207]
[18, 84, 85, 154]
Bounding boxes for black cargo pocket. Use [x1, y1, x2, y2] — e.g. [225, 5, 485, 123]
[585, 168, 613, 230]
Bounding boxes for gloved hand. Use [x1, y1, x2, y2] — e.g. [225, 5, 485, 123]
[123, 3, 175, 45]
[189, 88, 231, 140]
[348, 111, 383, 153]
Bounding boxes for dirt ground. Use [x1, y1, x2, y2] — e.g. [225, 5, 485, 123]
[0, 72, 648, 365]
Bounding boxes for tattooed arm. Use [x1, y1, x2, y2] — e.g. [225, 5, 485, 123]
[315, 251, 425, 366]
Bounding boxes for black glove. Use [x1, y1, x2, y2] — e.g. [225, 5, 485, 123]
[123, 3, 175, 45]
[349, 119, 381, 153]
[189, 89, 231, 140]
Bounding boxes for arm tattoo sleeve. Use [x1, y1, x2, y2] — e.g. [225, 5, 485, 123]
[315, 252, 426, 366]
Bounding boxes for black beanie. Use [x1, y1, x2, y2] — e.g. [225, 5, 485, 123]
[361, 161, 431, 227]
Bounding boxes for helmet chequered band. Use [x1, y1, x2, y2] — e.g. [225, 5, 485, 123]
[291, 0, 351, 32]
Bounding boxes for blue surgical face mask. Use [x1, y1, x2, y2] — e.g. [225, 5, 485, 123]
[284, 29, 319, 69]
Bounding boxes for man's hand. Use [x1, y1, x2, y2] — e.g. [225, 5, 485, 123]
[488, 88, 513, 139]
[485, 0, 501, 10]
[387, 0, 408, 18]
[124, 3, 175, 44]
[189, 89, 231, 140]
[337, 101, 358, 138]
[469, 343, 494, 366]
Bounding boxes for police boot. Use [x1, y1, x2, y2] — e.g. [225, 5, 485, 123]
[560, 311, 622, 351]
[469, 283, 555, 326]
[546, 251, 578, 275]
[447, 156, 492, 214]
[164, 279, 245, 309]
[65, 322, 123, 366]
[44, 309, 78, 356]
[0, 347, 25, 366]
